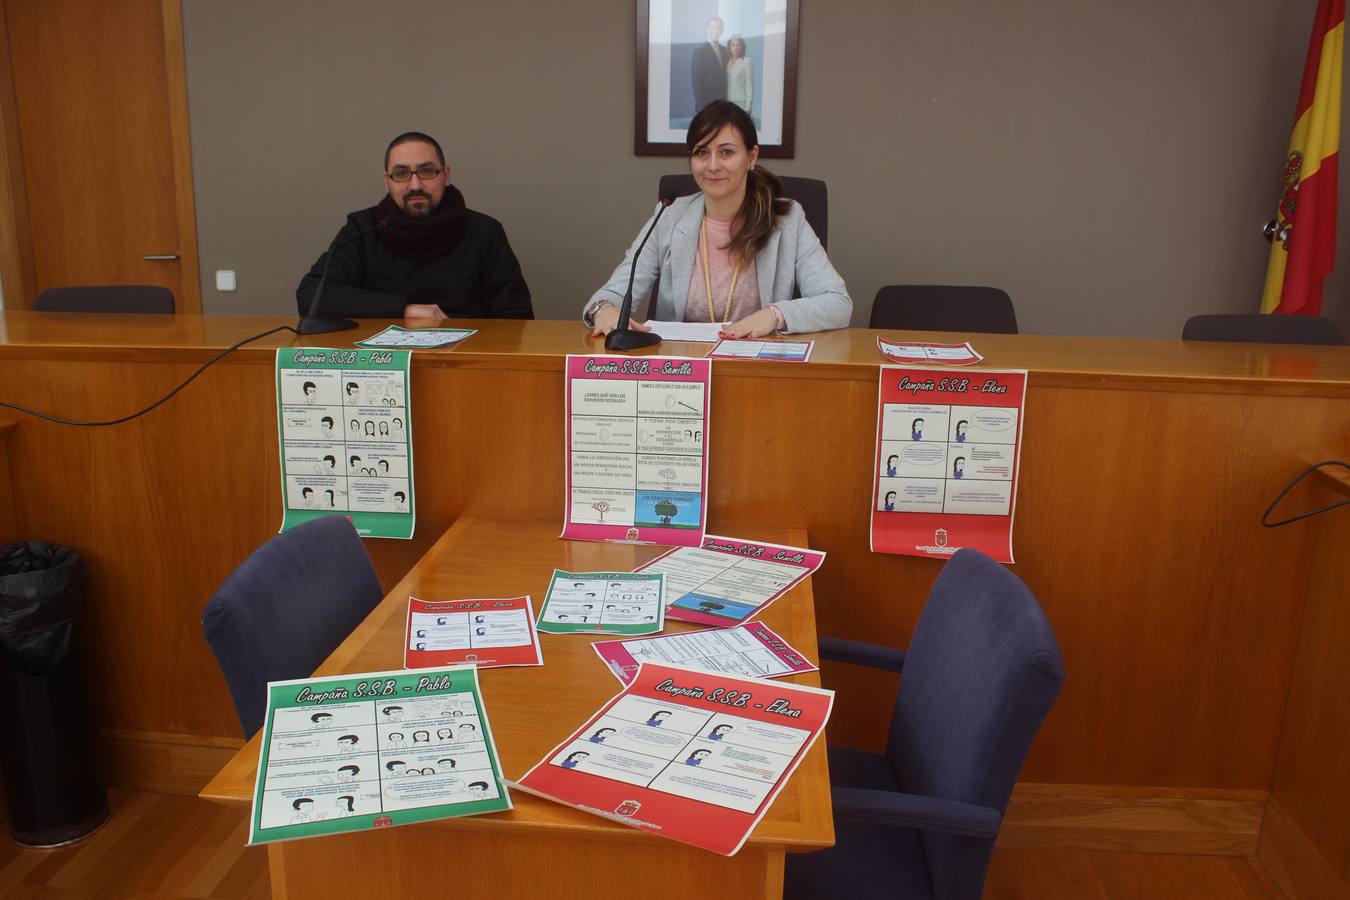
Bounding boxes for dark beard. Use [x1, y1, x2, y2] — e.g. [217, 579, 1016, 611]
[398, 190, 438, 219]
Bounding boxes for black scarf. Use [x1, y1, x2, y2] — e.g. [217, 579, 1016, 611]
[374, 184, 468, 260]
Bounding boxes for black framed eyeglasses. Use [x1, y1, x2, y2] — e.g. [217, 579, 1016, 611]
[386, 164, 443, 183]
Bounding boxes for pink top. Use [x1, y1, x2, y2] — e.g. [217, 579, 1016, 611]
[685, 216, 763, 324]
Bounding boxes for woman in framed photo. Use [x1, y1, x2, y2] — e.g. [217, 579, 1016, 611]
[726, 35, 753, 115]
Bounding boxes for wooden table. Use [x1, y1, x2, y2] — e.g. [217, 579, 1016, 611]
[5, 312, 1350, 857]
[201, 517, 833, 899]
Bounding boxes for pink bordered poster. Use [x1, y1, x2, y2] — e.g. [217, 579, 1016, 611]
[403, 596, 543, 670]
[512, 661, 833, 856]
[562, 355, 711, 546]
[870, 366, 1027, 563]
[634, 535, 825, 626]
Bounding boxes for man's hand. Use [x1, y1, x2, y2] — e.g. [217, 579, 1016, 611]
[403, 304, 447, 320]
[719, 307, 779, 339]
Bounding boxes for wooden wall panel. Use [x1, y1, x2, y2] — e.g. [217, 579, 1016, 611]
[0, 318, 1347, 796]
[1267, 470, 1350, 891]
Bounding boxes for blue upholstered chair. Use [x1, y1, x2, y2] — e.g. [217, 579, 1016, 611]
[202, 517, 383, 738]
[870, 285, 1019, 334]
[786, 549, 1064, 900]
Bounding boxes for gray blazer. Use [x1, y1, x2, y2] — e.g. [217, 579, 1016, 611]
[587, 194, 852, 333]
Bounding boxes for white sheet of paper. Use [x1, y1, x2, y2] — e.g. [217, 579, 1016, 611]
[646, 321, 725, 343]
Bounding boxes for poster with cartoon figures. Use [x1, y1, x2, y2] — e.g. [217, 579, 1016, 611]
[592, 621, 817, 685]
[248, 666, 511, 846]
[634, 535, 825, 626]
[870, 366, 1027, 563]
[536, 570, 666, 636]
[275, 348, 415, 539]
[404, 596, 543, 669]
[512, 662, 833, 856]
[561, 354, 711, 547]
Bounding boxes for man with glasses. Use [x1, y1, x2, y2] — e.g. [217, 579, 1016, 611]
[296, 131, 532, 320]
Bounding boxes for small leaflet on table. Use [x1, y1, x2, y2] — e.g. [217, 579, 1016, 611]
[592, 621, 817, 685]
[634, 535, 825, 626]
[876, 337, 983, 366]
[275, 348, 415, 539]
[404, 596, 543, 670]
[706, 339, 814, 363]
[537, 570, 665, 636]
[355, 325, 477, 349]
[562, 354, 712, 547]
[870, 366, 1027, 563]
[248, 665, 511, 846]
[512, 661, 833, 856]
[645, 320, 725, 343]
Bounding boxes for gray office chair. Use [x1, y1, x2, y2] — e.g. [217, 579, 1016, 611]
[1182, 313, 1345, 346]
[33, 285, 175, 314]
[870, 285, 1019, 334]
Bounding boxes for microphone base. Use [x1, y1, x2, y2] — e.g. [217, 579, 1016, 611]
[297, 315, 360, 335]
[604, 328, 663, 352]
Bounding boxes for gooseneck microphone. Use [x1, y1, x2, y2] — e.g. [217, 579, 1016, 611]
[605, 196, 674, 352]
[298, 221, 387, 335]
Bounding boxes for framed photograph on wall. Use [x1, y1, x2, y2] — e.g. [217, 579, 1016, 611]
[636, 0, 800, 158]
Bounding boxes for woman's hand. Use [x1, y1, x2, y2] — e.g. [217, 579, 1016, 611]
[719, 307, 779, 339]
[590, 304, 652, 337]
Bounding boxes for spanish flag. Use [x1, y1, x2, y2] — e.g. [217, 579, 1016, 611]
[1262, 0, 1344, 316]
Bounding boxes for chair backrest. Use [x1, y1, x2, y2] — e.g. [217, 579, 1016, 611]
[656, 173, 828, 249]
[33, 285, 176, 314]
[870, 285, 1018, 334]
[202, 516, 383, 738]
[1181, 313, 1346, 346]
[887, 549, 1064, 900]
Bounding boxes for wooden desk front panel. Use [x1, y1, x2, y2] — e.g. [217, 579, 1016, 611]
[0, 326, 1344, 790]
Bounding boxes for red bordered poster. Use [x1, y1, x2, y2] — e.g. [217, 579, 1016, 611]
[512, 662, 832, 856]
[403, 596, 543, 670]
[870, 367, 1027, 563]
[876, 336, 984, 366]
[561, 355, 711, 546]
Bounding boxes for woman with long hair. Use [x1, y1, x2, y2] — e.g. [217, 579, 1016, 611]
[584, 101, 849, 338]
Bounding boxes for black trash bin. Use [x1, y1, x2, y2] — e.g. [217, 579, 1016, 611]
[0, 542, 108, 847]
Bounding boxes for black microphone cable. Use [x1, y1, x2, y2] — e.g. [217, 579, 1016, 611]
[1262, 460, 1350, 527]
[0, 323, 301, 427]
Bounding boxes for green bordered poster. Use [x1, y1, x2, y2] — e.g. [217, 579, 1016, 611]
[248, 665, 511, 846]
[276, 348, 415, 539]
[537, 569, 665, 635]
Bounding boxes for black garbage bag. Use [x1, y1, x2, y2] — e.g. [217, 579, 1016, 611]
[0, 542, 108, 847]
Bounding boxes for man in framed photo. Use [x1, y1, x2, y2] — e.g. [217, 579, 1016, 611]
[692, 16, 728, 112]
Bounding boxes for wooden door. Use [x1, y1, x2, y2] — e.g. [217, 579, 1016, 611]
[2, 0, 199, 311]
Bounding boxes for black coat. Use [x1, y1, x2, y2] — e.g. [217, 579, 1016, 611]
[691, 41, 728, 113]
[296, 205, 533, 319]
